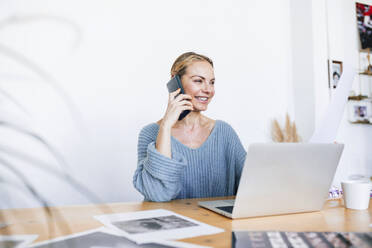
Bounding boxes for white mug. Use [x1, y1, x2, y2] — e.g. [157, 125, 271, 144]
[341, 180, 371, 210]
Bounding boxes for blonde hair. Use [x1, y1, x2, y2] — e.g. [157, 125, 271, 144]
[170, 52, 213, 77]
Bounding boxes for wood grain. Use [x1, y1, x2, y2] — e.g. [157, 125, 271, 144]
[0, 197, 371, 248]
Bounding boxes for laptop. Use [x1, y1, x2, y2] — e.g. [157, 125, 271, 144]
[198, 143, 344, 219]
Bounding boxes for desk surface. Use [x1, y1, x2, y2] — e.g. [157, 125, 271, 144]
[0, 197, 371, 248]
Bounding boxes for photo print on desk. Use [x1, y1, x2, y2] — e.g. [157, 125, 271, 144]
[0, 234, 38, 248]
[112, 215, 198, 234]
[94, 209, 223, 244]
[0, 240, 21, 248]
[29, 227, 210, 248]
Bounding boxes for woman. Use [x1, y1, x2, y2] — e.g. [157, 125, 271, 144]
[133, 52, 246, 202]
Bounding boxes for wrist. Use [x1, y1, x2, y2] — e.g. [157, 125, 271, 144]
[160, 120, 173, 131]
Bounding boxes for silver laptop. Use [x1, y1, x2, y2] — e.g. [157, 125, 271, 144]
[198, 143, 344, 219]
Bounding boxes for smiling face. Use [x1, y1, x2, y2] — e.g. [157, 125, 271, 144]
[181, 61, 215, 112]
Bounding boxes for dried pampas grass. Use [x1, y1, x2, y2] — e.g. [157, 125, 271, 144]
[271, 114, 301, 143]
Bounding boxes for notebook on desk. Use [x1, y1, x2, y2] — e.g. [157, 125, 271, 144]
[198, 143, 344, 219]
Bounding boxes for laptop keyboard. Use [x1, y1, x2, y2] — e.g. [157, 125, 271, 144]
[222, 199, 235, 205]
[216, 206, 234, 214]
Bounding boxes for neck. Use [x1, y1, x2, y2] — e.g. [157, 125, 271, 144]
[175, 111, 204, 128]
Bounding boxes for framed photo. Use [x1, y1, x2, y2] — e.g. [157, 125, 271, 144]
[331, 60, 342, 89]
[347, 99, 372, 123]
[356, 2, 372, 50]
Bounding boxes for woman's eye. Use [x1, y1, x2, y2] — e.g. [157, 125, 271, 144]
[210, 81, 215, 85]
[194, 79, 202, 83]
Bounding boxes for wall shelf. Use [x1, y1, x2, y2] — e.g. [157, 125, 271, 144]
[349, 120, 372, 125]
[347, 49, 372, 125]
[359, 72, 372, 76]
[348, 95, 369, 100]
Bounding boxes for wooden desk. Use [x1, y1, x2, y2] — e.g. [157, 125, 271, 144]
[0, 197, 371, 248]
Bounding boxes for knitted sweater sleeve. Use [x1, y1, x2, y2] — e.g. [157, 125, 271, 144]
[133, 124, 187, 202]
[234, 135, 247, 192]
[223, 123, 247, 193]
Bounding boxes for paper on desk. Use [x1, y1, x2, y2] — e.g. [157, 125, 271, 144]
[309, 65, 356, 143]
[0, 234, 38, 248]
[91, 242, 210, 248]
[94, 209, 224, 244]
[29, 227, 211, 248]
[0, 222, 8, 229]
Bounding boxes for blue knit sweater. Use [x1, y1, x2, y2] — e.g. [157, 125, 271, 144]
[133, 120, 247, 202]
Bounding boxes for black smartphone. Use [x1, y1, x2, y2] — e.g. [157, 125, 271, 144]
[166, 75, 190, 120]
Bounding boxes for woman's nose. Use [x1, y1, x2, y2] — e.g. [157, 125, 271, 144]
[202, 82, 212, 93]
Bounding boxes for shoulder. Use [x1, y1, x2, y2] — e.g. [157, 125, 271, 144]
[216, 121, 246, 157]
[201, 116, 216, 132]
[215, 120, 242, 143]
[216, 120, 237, 134]
[139, 123, 159, 140]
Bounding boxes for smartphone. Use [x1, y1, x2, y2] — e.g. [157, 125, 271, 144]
[166, 75, 190, 120]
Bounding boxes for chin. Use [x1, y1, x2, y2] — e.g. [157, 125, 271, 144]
[193, 101, 211, 112]
[194, 106, 208, 112]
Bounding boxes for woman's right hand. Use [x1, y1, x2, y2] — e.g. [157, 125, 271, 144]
[161, 89, 193, 128]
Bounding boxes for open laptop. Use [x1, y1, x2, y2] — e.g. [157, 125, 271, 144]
[198, 143, 344, 219]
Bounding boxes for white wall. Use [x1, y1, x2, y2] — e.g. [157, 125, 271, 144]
[321, 0, 372, 186]
[289, 0, 317, 141]
[0, 0, 293, 208]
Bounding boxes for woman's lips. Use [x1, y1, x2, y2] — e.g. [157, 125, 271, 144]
[194, 96, 209, 103]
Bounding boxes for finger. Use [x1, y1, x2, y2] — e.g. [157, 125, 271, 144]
[177, 100, 193, 106]
[178, 103, 194, 112]
[174, 93, 192, 102]
[180, 105, 194, 111]
[169, 88, 181, 99]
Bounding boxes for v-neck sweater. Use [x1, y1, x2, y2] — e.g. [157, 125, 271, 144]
[133, 120, 247, 202]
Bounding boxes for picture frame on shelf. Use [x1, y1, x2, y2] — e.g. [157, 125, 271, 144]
[347, 97, 372, 124]
[331, 60, 343, 89]
[356, 2, 372, 50]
